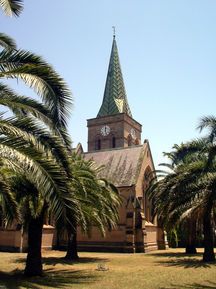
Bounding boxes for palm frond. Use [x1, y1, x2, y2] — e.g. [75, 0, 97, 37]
[0, 33, 16, 49]
[198, 116, 216, 143]
[0, 49, 73, 132]
[56, 154, 121, 238]
[0, 0, 23, 16]
[197, 115, 216, 132]
[0, 83, 54, 127]
[0, 132, 77, 223]
[0, 172, 19, 226]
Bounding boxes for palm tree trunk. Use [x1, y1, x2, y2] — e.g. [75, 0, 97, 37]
[185, 218, 197, 254]
[64, 228, 79, 260]
[24, 208, 45, 276]
[203, 209, 215, 262]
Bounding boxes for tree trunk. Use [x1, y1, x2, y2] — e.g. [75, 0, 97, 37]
[185, 218, 197, 254]
[203, 209, 215, 262]
[185, 244, 197, 254]
[64, 228, 79, 261]
[24, 210, 45, 276]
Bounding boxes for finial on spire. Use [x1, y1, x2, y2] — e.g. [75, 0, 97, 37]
[112, 26, 116, 38]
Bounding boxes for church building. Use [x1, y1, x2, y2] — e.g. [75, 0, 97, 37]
[0, 34, 166, 253]
[75, 35, 166, 252]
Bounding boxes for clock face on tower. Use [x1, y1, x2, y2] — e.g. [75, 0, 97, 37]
[101, 125, 110, 136]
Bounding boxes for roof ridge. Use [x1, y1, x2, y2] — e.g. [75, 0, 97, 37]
[85, 144, 143, 155]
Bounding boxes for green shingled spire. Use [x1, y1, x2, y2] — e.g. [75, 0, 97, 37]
[97, 36, 132, 118]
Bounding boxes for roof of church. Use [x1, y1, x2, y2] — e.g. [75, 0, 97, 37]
[84, 144, 146, 187]
[97, 36, 132, 118]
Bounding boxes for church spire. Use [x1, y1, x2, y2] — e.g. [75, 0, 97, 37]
[97, 34, 132, 118]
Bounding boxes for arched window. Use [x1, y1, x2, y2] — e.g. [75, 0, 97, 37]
[95, 139, 101, 150]
[143, 166, 153, 222]
[112, 136, 116, 148]
[127, 134, 132, 146]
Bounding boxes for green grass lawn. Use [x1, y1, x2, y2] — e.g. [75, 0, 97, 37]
[0, 248, 215, 289]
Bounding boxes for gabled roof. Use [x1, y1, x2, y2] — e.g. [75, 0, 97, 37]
[97, 36, 132, 118]
[84, 145, 146, 187]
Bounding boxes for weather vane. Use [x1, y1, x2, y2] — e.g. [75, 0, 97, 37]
[112, 26, 116, 38]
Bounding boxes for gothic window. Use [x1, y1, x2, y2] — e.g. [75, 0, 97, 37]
[143, 166, 153, 222]
[127, 134, 132, 146]
[95, 139, 101, 150]
[112, 136, 116, 148]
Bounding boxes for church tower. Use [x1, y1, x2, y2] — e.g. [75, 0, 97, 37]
[79, 33, 166, 254]
[87, 35, 142, 152]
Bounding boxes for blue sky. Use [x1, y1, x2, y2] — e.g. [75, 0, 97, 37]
[1, 0, 216, 167]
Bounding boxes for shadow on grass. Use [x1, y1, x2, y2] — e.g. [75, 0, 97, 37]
[149, 252, 203, 258]
[156, 257, 216, 268]
[149, 251, 216, 268]
[43, 256, 109, 266]
[160, 281, 216, 289]
[16, 256, 109, 266]
[0, 268, 98, 289]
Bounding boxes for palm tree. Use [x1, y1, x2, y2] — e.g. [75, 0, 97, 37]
[149, 133, 216, 262]
[170, 115, 216, 262]
[56, 154, 121, 261]
[0, 7, 77, 276]
[150, 160, 197, 254]
[0, 33, 76, 276]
